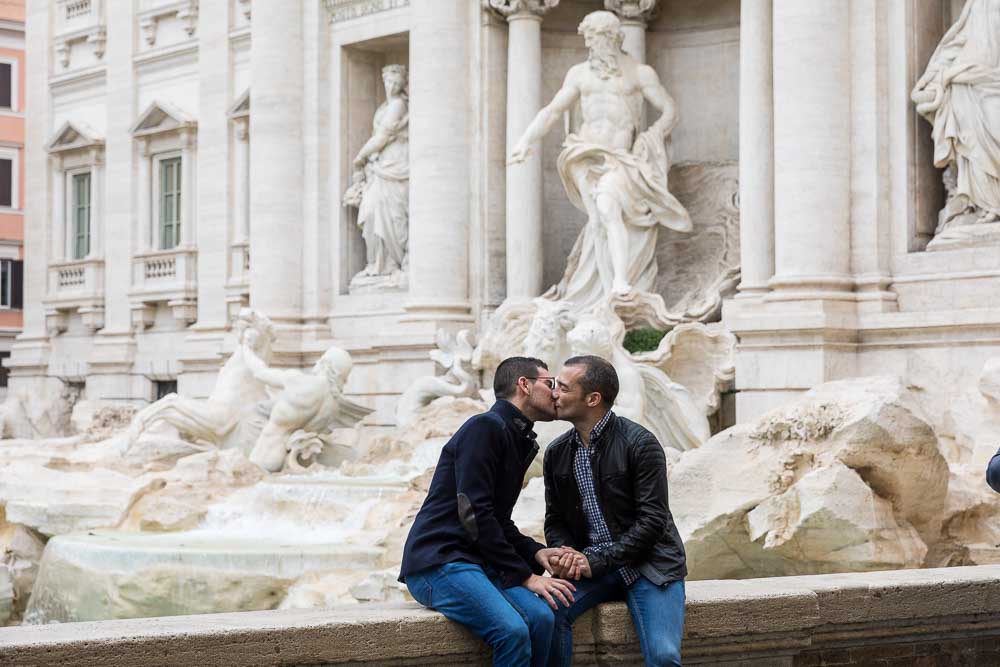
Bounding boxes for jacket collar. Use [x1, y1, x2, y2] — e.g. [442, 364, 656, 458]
[491, 399, 537, 441]
[571, 410, 616, 450]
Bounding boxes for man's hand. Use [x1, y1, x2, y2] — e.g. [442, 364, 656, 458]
[535, 547, 572, 574]
[548, 547, 591, 580]
[523, 573, 576, 610]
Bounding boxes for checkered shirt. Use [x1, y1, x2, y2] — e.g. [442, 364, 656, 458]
[572, 410, 640, 587]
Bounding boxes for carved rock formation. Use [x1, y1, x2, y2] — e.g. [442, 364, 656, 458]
[671, 376, 948, 579]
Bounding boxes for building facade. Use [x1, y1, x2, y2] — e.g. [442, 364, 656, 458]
[12, 0, 1000, 431]
[0, 0, 24, 398]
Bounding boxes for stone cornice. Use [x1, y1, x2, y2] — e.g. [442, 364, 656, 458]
[323, 0, 409, 23]
[486, 0, 560, 20]
[604, 0, 658, 22]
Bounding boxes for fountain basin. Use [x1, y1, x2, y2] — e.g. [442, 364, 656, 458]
[25, 530, 381, 624]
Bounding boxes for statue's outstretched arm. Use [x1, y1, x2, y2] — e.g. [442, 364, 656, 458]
[242, 342, 294, 389]
[639, 65, 678, 137]
[509, 70, 581, 164]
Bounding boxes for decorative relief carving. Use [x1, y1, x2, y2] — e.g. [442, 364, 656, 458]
[604, 0, 658, 22]
[138, 0, 199, 47]
[486, 0, 560, 18]
[322, 0, 409, 23]
[54, 0, 107, 69]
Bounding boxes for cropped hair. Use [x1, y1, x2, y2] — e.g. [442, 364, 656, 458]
[494, 356, 548, 399]
[564, 354, 619, 406]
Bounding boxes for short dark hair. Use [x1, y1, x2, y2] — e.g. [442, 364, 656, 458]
[494, 356, 547, 399]
[564, 355, 619, 406]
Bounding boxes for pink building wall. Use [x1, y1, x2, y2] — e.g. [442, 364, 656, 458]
[0, 2, 23, 339]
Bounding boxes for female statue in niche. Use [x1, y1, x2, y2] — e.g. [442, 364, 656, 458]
[912, 0, 1000, 243]
[344, 64, 409, 290]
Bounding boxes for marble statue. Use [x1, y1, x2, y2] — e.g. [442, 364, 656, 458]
[243, 344, 372, 472]
[509, 10, 691, 310]
[127, 309, 274, 449]
[566, 307, 709, 454]
[395, 329, 480, 426]
[344, 64, 410, 290]
[912, 0, 1000, 241]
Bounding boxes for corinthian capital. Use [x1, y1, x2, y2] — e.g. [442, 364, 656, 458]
[604, 0, 658, 22]
[486, 0, 560, 19]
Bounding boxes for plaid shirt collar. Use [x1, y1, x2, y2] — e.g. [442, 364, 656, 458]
[572, 410, 614, 450]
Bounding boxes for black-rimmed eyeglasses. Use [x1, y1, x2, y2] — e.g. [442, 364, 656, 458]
[525, 376, 557, 390]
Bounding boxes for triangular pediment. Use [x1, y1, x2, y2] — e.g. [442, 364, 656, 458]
[46, 121, 104, 154]
[228, 89, 249, 119]
[130, 100, 196, 138]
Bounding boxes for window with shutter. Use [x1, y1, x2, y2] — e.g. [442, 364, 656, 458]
[159, 157, 181, 249]
[0, 159, 11, 208]
[72, 172, 91, 259]
[11, 259, 23, 310]
[0, 63, 11, 110]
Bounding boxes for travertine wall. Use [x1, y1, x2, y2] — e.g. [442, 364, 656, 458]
[4, 566, 1000, 666]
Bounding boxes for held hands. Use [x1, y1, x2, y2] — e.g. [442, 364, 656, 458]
[549, 547, 591, 580]
[535, 546, 591, 581]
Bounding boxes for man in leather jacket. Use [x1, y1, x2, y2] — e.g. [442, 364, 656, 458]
[543, 354, 686, 666]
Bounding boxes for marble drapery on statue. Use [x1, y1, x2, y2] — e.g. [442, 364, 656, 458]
[344, 64, 410, 290]
[912, 0, 1000, 239]
[547, 128, 692, 308]
[510, 10, 691, 311]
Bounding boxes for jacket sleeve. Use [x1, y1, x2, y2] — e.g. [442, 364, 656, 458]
[988, 447, 1000, 493]
[585, 437, 669, 578]
[543, 444, 576, 548]
[454, 418, 538, 588]
[500, 515, 546, 576]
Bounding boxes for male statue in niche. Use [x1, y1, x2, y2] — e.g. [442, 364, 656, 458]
[344, 63, 409, 291]
[509, 10, 691, 311]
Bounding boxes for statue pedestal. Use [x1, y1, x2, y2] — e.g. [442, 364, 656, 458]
[926, 221, 1000, 252]
[348, 270, 408, 294]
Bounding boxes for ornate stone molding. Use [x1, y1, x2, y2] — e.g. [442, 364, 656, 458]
[604, 0, 657, 22]
[323, 0, 409, 23]
[486, 0, 559, 19]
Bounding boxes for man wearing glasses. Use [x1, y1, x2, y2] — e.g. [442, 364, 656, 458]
[399, 356, 577, 667]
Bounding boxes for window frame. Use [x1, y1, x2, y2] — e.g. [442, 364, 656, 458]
[0, 258, 12, 309]
[0, 147, 18, 211]
[69, 169, 92, 260]
[0, 56, 19, 113]
[153, 151, 183, 250]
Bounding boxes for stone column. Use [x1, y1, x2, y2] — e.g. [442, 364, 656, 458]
[769, 0, 852, 298]
[736, 0, 774, 298]
[233, 123, 250, 244]
[136, 145, 151, 250]
[179, 130, 196, 247]
[490, 0, 558, 301]
[406, 0, 473, 319]
[249, 0, 303, 322]
[605, 0, 656, 62]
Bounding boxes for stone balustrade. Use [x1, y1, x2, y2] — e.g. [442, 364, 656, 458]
[4, 566, 1000, 666]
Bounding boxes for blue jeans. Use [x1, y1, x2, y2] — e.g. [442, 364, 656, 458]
[405, 561, 555, 667]
[549, 572, 685, 666]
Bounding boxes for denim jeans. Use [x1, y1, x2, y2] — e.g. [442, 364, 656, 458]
[405, 561, 555, 667]
[549, 572, 685, 666]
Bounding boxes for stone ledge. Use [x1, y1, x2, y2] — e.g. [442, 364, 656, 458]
[4, 566, 1000, 666]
